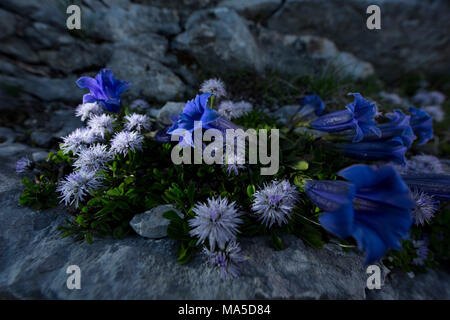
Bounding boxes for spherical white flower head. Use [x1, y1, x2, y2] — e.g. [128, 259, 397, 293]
[200, 78, 226, 98]
[129, 99, 150, 111]
[404, 154, 444, 174]
[75, 102, 103, 121]
[73, 144, 113, 173]
[189, 196, 242, 251]
[57, 170, 102, 208]
[412, 189, 438, 226]
[87, 114, 115, 139]
[234, 101, 253, 114]
[16, 157, 32, 174]
[223, 151, 246, 176]
[251, 179, 299, 228]
[218, 101, 238, 120]
[110, 130, 144, 156]
[61, 127, 97, 154]
[124, 113, 152, 132]
[423, 105, 444, 122]
[203, 241, 245, 278]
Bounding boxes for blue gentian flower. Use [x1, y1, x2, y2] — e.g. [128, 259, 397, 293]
[336, 137, 407, 165]
[311, 93, 380, 142]
[167, 93, 219, 146]
[408, 107, 433, 145]
[401, 173, 450, 201]
[305, 164, 414, 265]
[77, 69, 130, 113]
[298, 94, 325, 119]
[362, 110, 416, 148]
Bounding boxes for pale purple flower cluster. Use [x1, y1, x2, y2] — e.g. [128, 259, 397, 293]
[73, 144, 113, 173]
[223, 151, 246, 176]
[189, 196, 242, 251]
[218, 100, 253, 120]
[200, 78, 226, 98]
[251, 180, 299, 228]
[75, 102, 103, 121]
[203, 241, 245, 278]
[16, 157, 32, 174]
[87, 114, 115, 138]
[411, 189, 438, 226]
[110, 130, 144, 156]
[412, 239, 429, 266]
[398, 154, 444, 174]
[57, 170, 102, 208]
[124, 113, 151, 132]
[61, 127, 98, 154]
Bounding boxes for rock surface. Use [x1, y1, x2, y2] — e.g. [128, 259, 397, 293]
[130, 205, 183, 239]
[0, 165, 449, 299]
[2, 0, 448, 112]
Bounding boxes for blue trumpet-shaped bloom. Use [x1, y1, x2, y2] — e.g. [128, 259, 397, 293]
[305, 164, 414, 265]
[167, 93, 220, 146]
[77, 69, 130, 113]
[401, 173, 450, 201]
[298, 94, 325, 119]
[336, 137, 407, 165]
[362, 110, 416, 148]
[311, 93, 380, 142]
[408, 107, 433, 145]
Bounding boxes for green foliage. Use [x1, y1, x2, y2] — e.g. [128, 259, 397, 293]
[19, 176, 58, 210]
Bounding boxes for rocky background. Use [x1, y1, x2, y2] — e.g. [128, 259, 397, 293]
[0, 0, 450, 299]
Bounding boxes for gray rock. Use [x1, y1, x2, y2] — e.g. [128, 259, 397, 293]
[258, 29, 374, 79]
[48, 109, 83, 138]
[32, 151, 49, 162]
[0, 127, 16, 145]
[0, 165, 449, 299]
[157, 102, 186, 125]
[0, 8, 17, 39]
[30, 131, 53, 148]
[107, 48, 186, 102]
[174, 7, 264, 73]
[266, 0, 450, 79]
[218, 0, 282, 20]
[130, 205, 183, 239]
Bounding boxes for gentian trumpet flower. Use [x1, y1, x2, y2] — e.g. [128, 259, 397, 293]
[167, 93, 219, 146]
[77, 69, 130, 113]
[408, 107, 433, 145]
[310, 93, 380, 143]
[305, 164, 414, 265]
[297, 94, 325, 120]
[362, 110, 416, 148]
[401, 173, 450, 201]
[335, 137, 407, 165]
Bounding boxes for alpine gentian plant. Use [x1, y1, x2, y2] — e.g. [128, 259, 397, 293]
[298, 94, 325, 120]
[203, 241, 245, 279]
[167, 93, 219, 147]
[362, 110, 416, 148]
[408, 107, 433, 145]
[401, 173, 450, 201]
[75, 102, 103, 121]
[305, 164, 414, 265]
[124, 113, 151, 132]
[310, 93, 380, 142]
[336, 137, 407, 165]
[77, 69, 130, 113]
[251, 180, 299, 228]
[57, 170, 103, 208]
[110, 131, 144, 156]
[411, 189, 439, 226]
[189, 196, 242, 251]
[16, 157, 32, 174]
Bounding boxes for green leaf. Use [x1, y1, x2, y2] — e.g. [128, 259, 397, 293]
[291, 160, 309, 171]
[246, 185, 256, 198]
